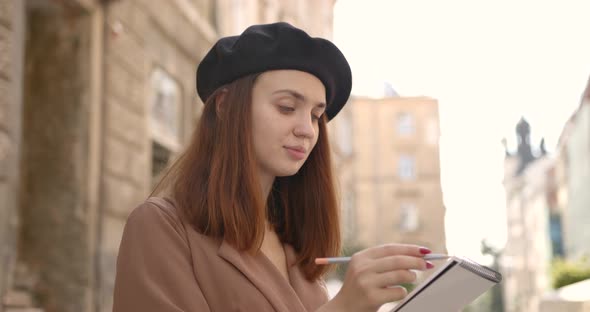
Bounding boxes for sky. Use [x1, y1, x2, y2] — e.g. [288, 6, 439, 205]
[333, 0, 590, 260]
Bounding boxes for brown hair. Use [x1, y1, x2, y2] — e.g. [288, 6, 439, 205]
[151, 74, 341, 281]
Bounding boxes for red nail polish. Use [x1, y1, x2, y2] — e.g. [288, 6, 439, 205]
[426, 261, 434, 269]
[419, 247, 431, 255]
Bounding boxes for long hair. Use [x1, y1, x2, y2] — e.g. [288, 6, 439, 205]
[151, 73, 341, 281]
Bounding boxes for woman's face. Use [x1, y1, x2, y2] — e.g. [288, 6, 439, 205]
[250, 70, 326, 182]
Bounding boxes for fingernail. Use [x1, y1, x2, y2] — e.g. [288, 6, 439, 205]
[419, 247, 431, 255]
[426, 261, 434, 269]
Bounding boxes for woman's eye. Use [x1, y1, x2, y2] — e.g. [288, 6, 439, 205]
[312, 114, 321, 122]
[279, 106, 295, 112]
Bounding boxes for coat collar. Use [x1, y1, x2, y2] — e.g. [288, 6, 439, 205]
[151, 196, 329, 310]
[217, 240, 326, 312]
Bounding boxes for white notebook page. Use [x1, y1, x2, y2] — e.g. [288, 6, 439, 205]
[390, 258, 498, 311]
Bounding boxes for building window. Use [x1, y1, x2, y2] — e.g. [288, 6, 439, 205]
[399, 203, 419, 232]
[150, 68, 181, 151]
[150, 68, 181, 187]
[233, 0, 246, 33]
[549, 213, 564, 257]
[209, 0, 218, 31]
[398, 154, 415, 180]
[397, 112, 414, 136]
[260, 0, 279, 23]
[151, 141, 171, 187]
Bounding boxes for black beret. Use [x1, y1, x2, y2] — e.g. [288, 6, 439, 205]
[196, 22, 352, 121]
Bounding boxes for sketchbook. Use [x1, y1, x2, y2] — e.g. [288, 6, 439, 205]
[389, 256, 502, 311]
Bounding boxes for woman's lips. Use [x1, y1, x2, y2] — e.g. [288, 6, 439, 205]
[284, 146, 306, 160]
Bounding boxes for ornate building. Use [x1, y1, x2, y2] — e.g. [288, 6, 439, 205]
[502, 76, 590, 312]
[502, 118, 560, 312]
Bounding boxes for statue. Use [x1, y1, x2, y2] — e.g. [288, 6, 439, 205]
[540, 138, 547, 156]
[515, 117, 535, 175]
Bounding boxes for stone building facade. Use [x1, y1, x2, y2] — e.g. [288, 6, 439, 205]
[0, 0, 336, 311]
[502, 154, 554, 312]
[332, 95, 447, 254]
[501, 77, 590, 312]
[561, 78, 590, 260]
[501, 118, 566, 312]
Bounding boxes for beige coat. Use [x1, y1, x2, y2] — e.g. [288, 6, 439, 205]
[112, 197, 329, 312]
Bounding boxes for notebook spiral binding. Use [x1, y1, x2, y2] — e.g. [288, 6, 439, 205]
[459, 260, 502, 283]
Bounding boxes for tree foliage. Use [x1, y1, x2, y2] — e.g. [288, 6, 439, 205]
[551, 256, 590, 289]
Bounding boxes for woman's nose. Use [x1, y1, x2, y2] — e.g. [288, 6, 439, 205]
[293, 115, 315, 138]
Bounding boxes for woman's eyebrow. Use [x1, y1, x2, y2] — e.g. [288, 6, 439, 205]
[272, 89, 326, 108]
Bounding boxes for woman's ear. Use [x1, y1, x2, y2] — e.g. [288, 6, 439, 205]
[214, 89, 228, 117]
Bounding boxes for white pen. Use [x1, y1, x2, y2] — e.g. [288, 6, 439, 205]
[314, 253, 450, 265]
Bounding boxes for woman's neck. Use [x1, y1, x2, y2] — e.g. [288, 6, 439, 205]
[260, 173, 277, 230]
[258, 172, 275, 201]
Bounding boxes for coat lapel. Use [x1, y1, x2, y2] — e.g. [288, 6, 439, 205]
[217, 240, 308, 312]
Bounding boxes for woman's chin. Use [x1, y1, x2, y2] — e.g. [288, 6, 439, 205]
[274, 166, 303, 177]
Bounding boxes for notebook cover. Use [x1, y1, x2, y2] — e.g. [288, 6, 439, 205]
[389, 256, 502, 311]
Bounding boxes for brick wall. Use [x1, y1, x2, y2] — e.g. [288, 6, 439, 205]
[97, 1, 210, 310]
[97, 2, 336, 310]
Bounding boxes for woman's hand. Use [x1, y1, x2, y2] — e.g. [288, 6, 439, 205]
[319, 244, 433, 312]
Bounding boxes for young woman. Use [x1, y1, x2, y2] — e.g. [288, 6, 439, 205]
[112, 22, 433, 312]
